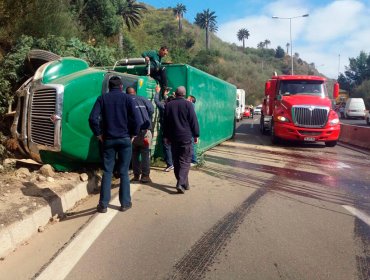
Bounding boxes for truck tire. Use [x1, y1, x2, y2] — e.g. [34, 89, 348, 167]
[270, 121, 280, 145]
[24, 49, 61, 76]
[231, 118, 236, 139]
[260, 115, 266, 134]
[325, 141, 337, 147]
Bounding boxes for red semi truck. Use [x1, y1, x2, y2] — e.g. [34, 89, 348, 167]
[260, 75, 340, 147]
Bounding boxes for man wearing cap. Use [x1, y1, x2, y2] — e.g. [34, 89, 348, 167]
[89, 76, 141, 213]
[163, 86, 200, 193]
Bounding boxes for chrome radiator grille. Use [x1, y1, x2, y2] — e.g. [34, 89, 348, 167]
[30, 88, 57, 146]
[292, 106, 329, 128]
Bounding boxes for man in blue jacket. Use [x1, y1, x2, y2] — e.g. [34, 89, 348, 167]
[89, 76, 141, 213]
[126, 86, 154, 183]
[164, 86, 200, 193]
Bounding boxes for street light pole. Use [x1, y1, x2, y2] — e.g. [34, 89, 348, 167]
[272, 14, 309, 75]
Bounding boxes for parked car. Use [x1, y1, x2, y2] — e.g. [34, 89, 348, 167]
[366, 111, 370, 125]
[254, 105, 262, 115]
[243, 108, 251, 118]
[344, 98, 366, 119]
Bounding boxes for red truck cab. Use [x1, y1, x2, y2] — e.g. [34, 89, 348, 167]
[260, 75, 340, 147]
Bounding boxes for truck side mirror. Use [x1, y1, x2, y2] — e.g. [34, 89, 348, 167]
[265, 81, 271, 96]
[333, 82, 339, 99]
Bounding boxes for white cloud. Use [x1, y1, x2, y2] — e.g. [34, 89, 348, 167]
[217, 0, 370, 79]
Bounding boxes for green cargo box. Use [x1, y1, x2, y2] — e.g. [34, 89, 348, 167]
[13, 58, 236, 170]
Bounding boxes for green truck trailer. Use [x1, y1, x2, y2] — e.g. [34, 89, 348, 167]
[11, 55, 237, 171]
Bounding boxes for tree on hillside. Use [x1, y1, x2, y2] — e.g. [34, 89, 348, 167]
[257, 42, 264, 49]
[237, 28, 250, 49]
[1, 0, 78, 44]
[117, 0, 147, 48]
[275, 46, 285, 58]
[344, 51, 370, 86]
[173, 3, 187, 33]
[264, 39, 271, 48]
[117, 0, 147, 31]
[194, 9, 217, 50]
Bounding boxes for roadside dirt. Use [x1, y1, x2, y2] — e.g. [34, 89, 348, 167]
[0, 160, 85, 228]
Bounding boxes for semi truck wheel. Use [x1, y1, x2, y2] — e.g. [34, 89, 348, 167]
[325, 141, 337, 147]
[270, 121, 280, 145]
[24, 49, 61, 76]
[231, 118, 236, 139]
[260, 115, 266, 134]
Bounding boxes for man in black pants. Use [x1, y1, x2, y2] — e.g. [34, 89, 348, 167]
[163, 86, 200, 194]
[142, 46, 169, 90]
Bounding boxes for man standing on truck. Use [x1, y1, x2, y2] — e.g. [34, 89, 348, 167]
[142, 46, 169, 90]
[89, 76, 141, 213]
[164, 86, 200, 194]
[126, 86, 154, 183]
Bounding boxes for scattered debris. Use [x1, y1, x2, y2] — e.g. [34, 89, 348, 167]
[15, 167, 31, 178]
[39, 164, 55, 177]
[38, 226, 45, 233]
[80, 173, 89, 182]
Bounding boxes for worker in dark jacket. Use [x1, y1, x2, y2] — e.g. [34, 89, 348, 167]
[154, 85, 174, 172]
[126, 86, 154, 183]
[163, 86, 200, 193]
[142, 46, 169, 89]
[89, 76, 141, 213]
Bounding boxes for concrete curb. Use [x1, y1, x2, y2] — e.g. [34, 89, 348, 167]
[0, 176, 99, 258]
[339, 124, 370, 151]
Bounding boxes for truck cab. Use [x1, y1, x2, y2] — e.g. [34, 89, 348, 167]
[260, 75, 340, 147]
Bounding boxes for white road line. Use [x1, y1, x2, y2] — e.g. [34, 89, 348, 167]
[36, 185, 139, 280]
[342, 205, 370, 226]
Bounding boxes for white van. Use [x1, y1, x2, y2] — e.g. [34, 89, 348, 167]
[235, 89, 246, 121]
[254, 104, 262, 115]
[345, 98, 366, 119]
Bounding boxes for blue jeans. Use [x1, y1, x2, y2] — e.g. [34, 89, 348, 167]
[163, 138, 173, 167]
[100, 138, 132, 207]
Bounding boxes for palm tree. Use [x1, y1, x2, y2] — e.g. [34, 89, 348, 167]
[117, 0, 147, 48]
[237, 28, 250, 49]
[264, 39, 271, 48]
[257, 42, 265, 49]
[173, 3, 187, 32]
[194, 9, 217, 50]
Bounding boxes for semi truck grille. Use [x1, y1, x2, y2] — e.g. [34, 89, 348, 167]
[292, 106, 329, 128]
[30, 88, 57, 146]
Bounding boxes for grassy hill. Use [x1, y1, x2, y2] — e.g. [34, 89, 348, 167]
[112, 5, 325, 105]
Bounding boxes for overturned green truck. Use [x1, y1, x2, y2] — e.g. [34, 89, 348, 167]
[11, 54, 237, 171]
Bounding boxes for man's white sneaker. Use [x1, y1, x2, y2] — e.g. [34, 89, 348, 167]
[164, 165, 174, 172]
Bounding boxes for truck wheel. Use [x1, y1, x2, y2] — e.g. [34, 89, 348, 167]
[270, 121, 280, 145]
[260, 115, 266, 134]
[24, 49, 61, 76]
[325, 141, 337, 147]
[231, 118, 236, 139]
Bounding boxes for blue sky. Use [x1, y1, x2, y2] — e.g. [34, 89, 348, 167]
[143, 0, 370, 79]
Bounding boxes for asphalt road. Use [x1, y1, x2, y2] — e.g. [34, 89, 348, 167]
[341, 118, 369, 127]
[2, 117, 370, 280]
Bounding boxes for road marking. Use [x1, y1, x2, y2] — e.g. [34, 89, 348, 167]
[343, 205, 370, 226]
[36, 185, 139, 280]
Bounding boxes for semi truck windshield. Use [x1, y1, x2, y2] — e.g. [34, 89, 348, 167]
[279, 81, 326, 97]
